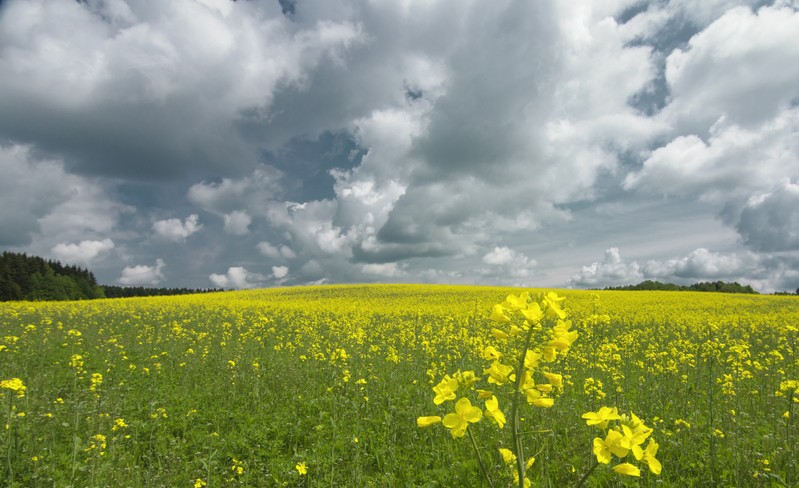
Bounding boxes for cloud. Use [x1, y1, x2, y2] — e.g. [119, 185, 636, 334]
[187, 167, 285, 215]
[223, 210, 251, 236]
[0, 144, 130, 248]
[360, 262, 404, 277]
[152, 214, 202, 242]
[51, 239, 115, 265]
[0, 0, 363, 180]
[736, 180, 799, 252]
[569, 247, 643, 288]
[209, 266, 264, 289]
[119, 258, 166, 285]
[662, 5, 799, 130]
[271, 265, 289, 279]
[623, 5, 799, 254]
[257, 241, 296, 259]
[570, 246, 799, 293]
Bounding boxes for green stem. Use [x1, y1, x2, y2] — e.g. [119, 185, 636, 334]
[575, 458, 599, 488]
[510, 322, 538, 488]
[467, 428, 495, 488]
[6, 395, 13, 484]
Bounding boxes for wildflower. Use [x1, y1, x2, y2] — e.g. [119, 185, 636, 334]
[543, 372, 562, 389]
[484, 395, 506, 428]
[491, 327, 509, 340]
[231, 458, 244, 475]
[482, 345, 503, 361]
[582, 407, 620, 430]
[417, 416, 442, 428]
[499, 448, 516, 465]
[520, 303, 544, 325]
[432, 375, 458, 404]
[613, 463, 641, 477]
[636, 438, 662, 474]
[0, 378, 26, 398]
[490, 304, 511, 323]
[112, 418, 128, 431]
[484, 360, 513, 385]
[194, 479, 207, 488]
[542, 292, 566, 319]
[593, 430, 630, 464]
[502, 292, 530, 311]
[296, 462, 308, 475]
[454, 370, 478, 389]
[442, 397, 482, 438]
[523, 350, 542, 370]
[89, 373, 103, 392]
[524, 388, 554, 408]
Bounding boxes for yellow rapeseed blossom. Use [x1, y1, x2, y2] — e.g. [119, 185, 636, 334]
[442, 397, 482, 438]
[0, 378, 26, 398]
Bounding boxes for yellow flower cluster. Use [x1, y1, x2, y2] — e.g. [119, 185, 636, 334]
[1, 377, 26, 398]
[583, 407, 661, 476]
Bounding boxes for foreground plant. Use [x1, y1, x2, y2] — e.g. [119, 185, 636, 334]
[577, 406, 662, 484]
[417, 291, 577, 487]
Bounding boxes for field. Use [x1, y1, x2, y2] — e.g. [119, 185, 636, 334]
[1, 284, 798, 487]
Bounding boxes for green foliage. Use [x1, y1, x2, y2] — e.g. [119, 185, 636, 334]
[605, 279, 759, 294]
[0, 251, 104, 301]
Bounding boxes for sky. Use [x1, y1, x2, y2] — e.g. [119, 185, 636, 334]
[1, 0, 798, 293]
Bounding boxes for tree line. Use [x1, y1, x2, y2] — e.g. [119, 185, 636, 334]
[0, 252, 221, 302]
[603, 279, 762, 294]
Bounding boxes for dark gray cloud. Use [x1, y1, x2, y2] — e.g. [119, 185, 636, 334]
[737, 180, 799, 252]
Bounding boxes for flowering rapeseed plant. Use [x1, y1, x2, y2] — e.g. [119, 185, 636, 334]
[417, 291, 578, 487]
[580, 407, 662, 481]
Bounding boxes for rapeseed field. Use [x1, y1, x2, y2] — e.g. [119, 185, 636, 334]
[1, 284, 797, 486]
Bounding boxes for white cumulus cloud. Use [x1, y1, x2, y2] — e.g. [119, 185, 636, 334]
[153, 214, 202, 242]
[51, 238, 115, 265]
[119, 258, 166, 285]
[223, 210, 251, 235]
[209, 266, 264, 289]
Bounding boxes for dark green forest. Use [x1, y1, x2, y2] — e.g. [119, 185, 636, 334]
[603, 279, 764, 294]
[0, 252, 220, 301]
[0, 251, 105, 301]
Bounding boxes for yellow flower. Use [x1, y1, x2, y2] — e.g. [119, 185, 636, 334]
[520, 303, 544, 324]
[296, 462, 308, 475]
[484, 361, 513, 385]
[416, 416, 442, 428]
[484, 395, 506, 429]
[432, 375, 458, 405]
[482, 345, 503, 361]
[499, 448, 516, 465]
[0, 378, 26, 398]
[193, 479, 207, 488]
[502, 292, 530, 311]
[582, 406, 620, 430]
[542, 291, 566, 319]
[612, 463, 641, 477]
[490, 304, 511, 323]
[524, 388, 554, 408]
[636, 438, 662, 475]
[442, 397, 482, 438]
[112, 418, 128, 431]
[491, 327, 509, 340]
[593, 430, 630, 464]
[523, 350, 542, 370]
[543, 372, 562, 389]
[454, 370, 478, 389]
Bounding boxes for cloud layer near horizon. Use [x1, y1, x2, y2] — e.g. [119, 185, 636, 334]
[1, 0, 798, 292]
